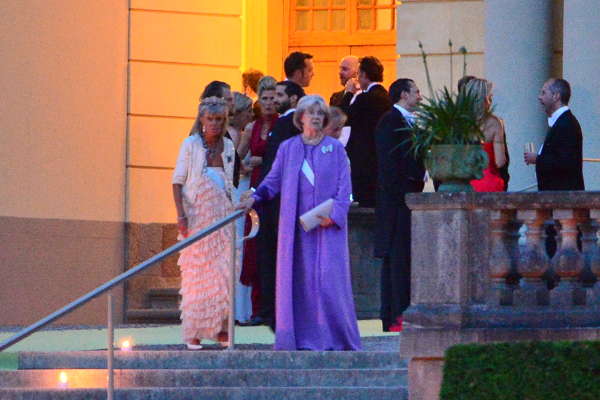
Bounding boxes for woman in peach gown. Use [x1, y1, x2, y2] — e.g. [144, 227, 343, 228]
[172, 97, 236, 349]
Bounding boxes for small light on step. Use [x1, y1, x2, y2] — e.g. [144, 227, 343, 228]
[120, 338, 133, 351]
[58, 371, 69, 388]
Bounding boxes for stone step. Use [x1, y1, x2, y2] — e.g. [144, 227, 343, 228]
[125, 308, 180, 323]
[0, 386, 408, 400]
[146, 288, 180, 309]
[0, 368, 407, 388]
[18, 351, 405, 370]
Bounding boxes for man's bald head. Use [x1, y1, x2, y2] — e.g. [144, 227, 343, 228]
[339, 56, 359, 86]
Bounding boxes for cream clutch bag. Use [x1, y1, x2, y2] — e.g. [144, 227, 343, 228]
[299, 199, 334, 232]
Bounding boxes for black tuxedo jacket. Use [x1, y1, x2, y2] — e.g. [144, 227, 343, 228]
[374, 107, 425, 258]
[341, 84, 391, 205]
[536, 110, 584, 191]
[329, 89, 345, 107]
[259, 112, 301, 183]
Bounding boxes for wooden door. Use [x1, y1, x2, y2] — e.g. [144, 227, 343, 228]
[286, 0, 397, 100]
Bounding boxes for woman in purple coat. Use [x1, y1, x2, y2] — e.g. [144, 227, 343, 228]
[239, 95, 361, 351]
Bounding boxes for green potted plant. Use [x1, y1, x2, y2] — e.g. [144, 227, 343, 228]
[409, 87, 488, 192]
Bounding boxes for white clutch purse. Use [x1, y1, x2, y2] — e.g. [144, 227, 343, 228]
[299, 199, 334, 232]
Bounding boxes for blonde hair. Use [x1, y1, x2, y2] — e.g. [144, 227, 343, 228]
[293, 95, 329, 130]
[233, 92, 253, 114]
[195, 96, 229, 135]
[257, 75, 277, 97]
[464, 78, 493, 123]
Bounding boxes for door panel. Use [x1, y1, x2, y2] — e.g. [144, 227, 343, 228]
[286, 0, 396, 101]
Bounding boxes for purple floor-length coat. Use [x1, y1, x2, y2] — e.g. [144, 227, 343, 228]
[253, 135, 362, 350]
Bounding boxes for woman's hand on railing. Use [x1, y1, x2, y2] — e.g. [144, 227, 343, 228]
[236, 191, 255, 211]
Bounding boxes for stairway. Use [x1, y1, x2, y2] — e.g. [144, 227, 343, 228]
[126, 288, 181, 323]
[0, 349, 407, 399]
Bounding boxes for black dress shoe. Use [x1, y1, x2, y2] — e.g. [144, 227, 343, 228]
[242, 316, 265, 326]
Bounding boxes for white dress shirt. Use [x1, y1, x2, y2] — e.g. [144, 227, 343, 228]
[364, 82, 382, 93]
[548, 106, 569, 128]
[393, 104, 415, 126]
[539, 106, 570, 155]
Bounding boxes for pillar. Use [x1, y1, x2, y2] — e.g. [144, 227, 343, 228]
[563, 1, 600, 190]
[485, 0, 553, 191]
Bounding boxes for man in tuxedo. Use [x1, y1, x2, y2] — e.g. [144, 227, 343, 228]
[252, 80, 305, 329]
[524, 78, 584, 259]
[329, 55, 359, 107]
[340, 56, 391, 207]
[374, 78, 424, 332]
[524, 78, 584, 191]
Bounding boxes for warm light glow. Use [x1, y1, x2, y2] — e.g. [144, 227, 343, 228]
[58, 371, 68, 388]
[120, 338, 133, 351]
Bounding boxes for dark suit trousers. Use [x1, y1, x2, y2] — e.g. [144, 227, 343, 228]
[380, 202, 412, 330]
[257, 196, 279, 330]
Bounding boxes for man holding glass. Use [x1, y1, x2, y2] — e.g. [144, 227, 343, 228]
[524, 78, 584, 191]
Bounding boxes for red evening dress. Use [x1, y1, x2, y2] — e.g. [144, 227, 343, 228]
[241, 115, 278, 316]
[470, 141, 505, 192]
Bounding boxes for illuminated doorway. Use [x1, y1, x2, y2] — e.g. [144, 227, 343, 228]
[285, 0, 397, 99]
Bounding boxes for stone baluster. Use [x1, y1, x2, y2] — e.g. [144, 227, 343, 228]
[588, 209, 600, 306]
[488, 210, 518, 306]
[549, 209, 587, 307]
[514, 210, 551, 306]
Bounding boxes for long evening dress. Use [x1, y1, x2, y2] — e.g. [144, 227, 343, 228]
[241, 115, 277, 317]
[471, 141, 505, 192]
[173, 135, 235, 343]
[253, 135, 362, 351]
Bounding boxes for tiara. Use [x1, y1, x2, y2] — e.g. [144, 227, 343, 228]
[201, 96, 227, 107]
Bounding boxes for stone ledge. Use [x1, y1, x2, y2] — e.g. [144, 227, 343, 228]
[404, 304, 600, 329]
[406, 191, 600, 211]
[400, 326, 600, 358]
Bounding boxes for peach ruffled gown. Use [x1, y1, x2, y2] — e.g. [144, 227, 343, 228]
[177, 167, 233, 342]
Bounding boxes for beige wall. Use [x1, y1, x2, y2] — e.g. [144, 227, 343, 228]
[0, 1, 128, 222]
[0, 1, 128, 326]
[396, 0, 485, 96]
[127, 0, 284, 224]
[128, 0, 245, 224]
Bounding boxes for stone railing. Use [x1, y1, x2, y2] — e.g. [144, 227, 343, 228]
[400, 192, 600, 400]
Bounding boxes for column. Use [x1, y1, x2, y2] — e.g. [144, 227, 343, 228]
[485, 0, 553, 191]
[563, 1, 600, 190]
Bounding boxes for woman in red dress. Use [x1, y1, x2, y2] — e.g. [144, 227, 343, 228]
[467, 78, 508, 192]
[237, 76, 279, 320]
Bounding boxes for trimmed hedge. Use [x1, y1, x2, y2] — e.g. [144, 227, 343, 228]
[440, 340, 600, 400]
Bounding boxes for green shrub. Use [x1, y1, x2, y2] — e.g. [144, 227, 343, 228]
[440, 341, 600, 400]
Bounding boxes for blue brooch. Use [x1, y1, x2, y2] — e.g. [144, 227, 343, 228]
[321, 144, 333, 154]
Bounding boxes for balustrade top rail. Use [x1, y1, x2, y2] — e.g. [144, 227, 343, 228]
[406, 191, 600, 211]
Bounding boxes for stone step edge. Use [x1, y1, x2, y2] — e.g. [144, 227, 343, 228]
[0, 386, 408, 391]
[18, 350, 405, 369]
[0, 368, 408, 389]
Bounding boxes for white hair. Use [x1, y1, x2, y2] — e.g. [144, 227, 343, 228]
[293, 95, 329, 130]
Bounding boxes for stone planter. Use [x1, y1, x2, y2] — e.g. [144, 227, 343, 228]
[425, 144, 488, 192]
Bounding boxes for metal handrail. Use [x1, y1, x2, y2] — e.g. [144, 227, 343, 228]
[0, 208, 259, 352]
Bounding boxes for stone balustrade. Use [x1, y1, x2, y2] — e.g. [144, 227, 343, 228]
[400, 192, 600, 400]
